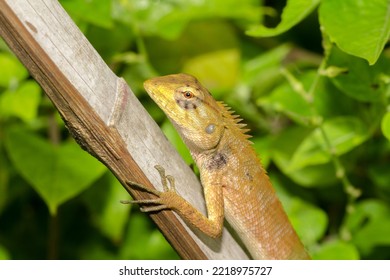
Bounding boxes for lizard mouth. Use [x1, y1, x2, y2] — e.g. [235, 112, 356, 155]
[144, 82, 167, 109]
[144, 78, 173, 104]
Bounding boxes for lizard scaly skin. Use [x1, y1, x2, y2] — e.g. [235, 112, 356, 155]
[132, 73, 310, 259]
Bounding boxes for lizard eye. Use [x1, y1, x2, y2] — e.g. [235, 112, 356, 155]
[182, 91, 194, 99]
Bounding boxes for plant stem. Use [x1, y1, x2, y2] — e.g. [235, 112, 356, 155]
[282, 47, 361, 210]
[47, 111, 60, 259]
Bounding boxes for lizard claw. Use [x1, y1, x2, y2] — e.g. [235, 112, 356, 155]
[121, 165, 177, 212]
[154, 164, 176, 192]
[124, 180, 161, 196]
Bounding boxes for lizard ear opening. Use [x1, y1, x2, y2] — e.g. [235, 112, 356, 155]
[205, 124, 216, 134]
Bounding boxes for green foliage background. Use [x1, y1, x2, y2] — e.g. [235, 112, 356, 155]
[0, 0, 389, 260]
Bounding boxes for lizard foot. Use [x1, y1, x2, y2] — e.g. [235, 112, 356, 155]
[121, 165, 178, 212]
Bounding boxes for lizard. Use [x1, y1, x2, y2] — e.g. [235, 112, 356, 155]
[127, 73, 310, 260]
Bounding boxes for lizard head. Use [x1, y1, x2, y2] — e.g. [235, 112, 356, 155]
[144, 74, 226, 153]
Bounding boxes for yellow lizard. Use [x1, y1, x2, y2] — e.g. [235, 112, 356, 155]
[128, 73, 310, 260]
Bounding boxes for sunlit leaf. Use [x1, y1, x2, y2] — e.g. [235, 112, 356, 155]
[182, 49, 240, 90]
[246, 0, 320, 37]
[252, 136, 272, 168]
[113, 0, 261, 40]
[342, 200, 390, 256]
[0, 81, 41, 122]
[242, 44, 292, 98]
[312, 239, 359, 260]
[319, 0, 390, 65]
[61, 0, 113, 28]
[0, 53, 28, 87]
[289, 117, 369, 170]
[146, 20, 239, 75]
[287, 198, 327, 246]
[259, 72, 315, 125]
[381, 112, 390, 141]
[271, 126, 338, 187]
[161, 120, 193, 165]
[271, 174, 327, 246]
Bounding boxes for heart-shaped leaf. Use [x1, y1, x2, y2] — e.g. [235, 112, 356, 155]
[5, 127, 106, 215]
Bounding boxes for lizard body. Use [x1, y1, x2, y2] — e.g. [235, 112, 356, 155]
[134, 73, 309, 259]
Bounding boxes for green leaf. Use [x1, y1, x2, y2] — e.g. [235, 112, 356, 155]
[0, 81, 41, 122]
[0, 244, 10, 260]
[343, 200, 389, 233]
[259, 71, 362, 123]
[369, 163, 390, 201]
[161, 120, 193, 165]
[246, 0, 320, 37]
[243, 44, 292, 84]
[242, 44, 292, 98]
[327, 47, 390, 102]
[319, 0, 390, 65]
[112, 0, 189, 39]
[291, 164, 338, 187]
[271, 174, 328, 246]
[0, 150, 9, 214]
[287, 198, 327, 246]
[182, 49, 240, 90]
[252, 136, 272, 168]
[79, 242, 116, 260]
[313, 78, 360, 118]
[289, 117, 369, 170]
[258, 72, 316, 125]
[0, 53, 28, 87]
[93, 174, 130, 242]
[86, 24, 134, 60]
[61, 0, 113, 28]
[5, 127, 106, 215]
[114, 0, 260, 40]
[342, 200, 390, 256]
[312, 239, 360, 260]
[271, 126, 338, 187]
[381, 111, 390, 141]
[158, 0, 261, 39]
[120, 213, 178, 259]
[146, 20, 239, 75]
[353, 219, 390, 256]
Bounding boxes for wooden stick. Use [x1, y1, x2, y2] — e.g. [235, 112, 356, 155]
[0, 0, 249, 259]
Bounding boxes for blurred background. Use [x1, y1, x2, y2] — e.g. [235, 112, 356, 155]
[0, 0, 389, 260]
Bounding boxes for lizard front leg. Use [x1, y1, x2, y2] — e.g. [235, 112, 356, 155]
[123, 165, 224, 238]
